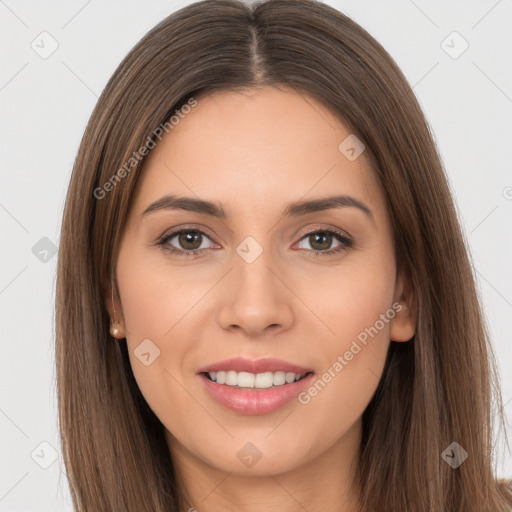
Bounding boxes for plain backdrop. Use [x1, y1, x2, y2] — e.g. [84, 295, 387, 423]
[1, 0, 511, 510]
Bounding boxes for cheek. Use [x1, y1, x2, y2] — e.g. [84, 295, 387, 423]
[292, 249, 395, 422]
[334, 269, 395, 342]
[117, 248, 192, 341]
[295, 247, 396, 350]
[115, 249, 184, 401]
[115, 247, 217, 425]
[291, 292, 393, 458]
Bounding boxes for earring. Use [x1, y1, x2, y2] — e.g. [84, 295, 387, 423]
[110, 318, 122, 339]
[110, 276, 123, 339]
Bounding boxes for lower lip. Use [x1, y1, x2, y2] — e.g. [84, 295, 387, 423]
[198, 372, 315, 415]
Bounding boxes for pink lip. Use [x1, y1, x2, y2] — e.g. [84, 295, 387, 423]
[196, 357, 313, 375]
[198, 372, 316, 415]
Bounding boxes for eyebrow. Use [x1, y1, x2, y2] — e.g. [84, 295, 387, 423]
[142, 194, 373, 220]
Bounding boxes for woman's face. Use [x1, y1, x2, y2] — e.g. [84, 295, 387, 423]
[110, 87, 415, 478]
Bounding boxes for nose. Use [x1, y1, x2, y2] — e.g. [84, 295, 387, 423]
[216, 249, 294, 338]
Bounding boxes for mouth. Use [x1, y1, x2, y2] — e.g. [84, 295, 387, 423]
[196, 357, 316, 415]
[201, 370, 314, 389]
[196, 357, 315, 414]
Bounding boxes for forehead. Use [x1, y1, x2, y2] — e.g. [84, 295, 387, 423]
[130, 86, 382, 219]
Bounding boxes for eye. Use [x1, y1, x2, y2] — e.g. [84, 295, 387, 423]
[295, 228, 353, 257]
[157, 227, 217, 257]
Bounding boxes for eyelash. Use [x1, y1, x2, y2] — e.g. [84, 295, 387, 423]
[156, 225, 353, 258]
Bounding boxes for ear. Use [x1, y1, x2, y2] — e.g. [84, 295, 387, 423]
[103, 277, 126, 338]
[389, 270, 416, 342]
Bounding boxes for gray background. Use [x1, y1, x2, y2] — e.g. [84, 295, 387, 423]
[1, 0, 511, 510]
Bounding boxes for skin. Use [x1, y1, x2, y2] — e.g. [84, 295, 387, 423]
[106, 86, 416, 512]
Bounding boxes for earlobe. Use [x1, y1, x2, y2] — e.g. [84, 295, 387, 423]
[390, 271, 416, 342]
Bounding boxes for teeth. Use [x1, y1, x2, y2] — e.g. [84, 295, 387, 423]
[207, 370, 307, 388]
[226, 370, 238, 386]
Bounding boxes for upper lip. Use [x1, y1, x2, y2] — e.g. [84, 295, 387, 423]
[197, 357, 314, 375]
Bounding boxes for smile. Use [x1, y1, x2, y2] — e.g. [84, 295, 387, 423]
[204, 370, 310, 389]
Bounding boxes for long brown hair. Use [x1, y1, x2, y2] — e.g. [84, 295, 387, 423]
[55, 0, 512, 510]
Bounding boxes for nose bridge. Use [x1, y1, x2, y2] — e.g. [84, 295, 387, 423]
[233, 233, 281, 304]
[216, 232, 294, 335]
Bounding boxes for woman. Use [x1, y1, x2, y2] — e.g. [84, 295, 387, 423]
[55, 0, 512, 510]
